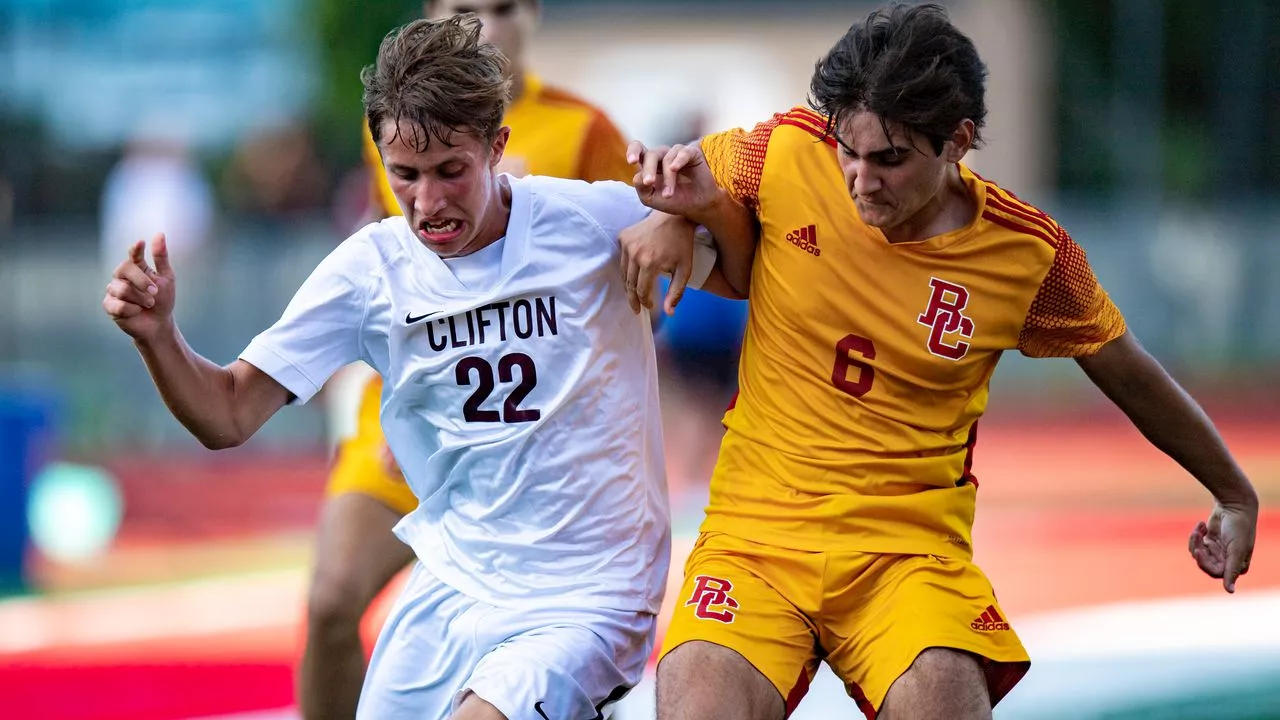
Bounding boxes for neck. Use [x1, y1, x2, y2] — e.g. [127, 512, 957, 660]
[883, 164, 972, 244]
[471, 175, 514, 252]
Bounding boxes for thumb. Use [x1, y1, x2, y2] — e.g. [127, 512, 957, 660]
[1224, 538, 1248, 594]
[664, 261, 691, 316]
[151, 233, 174, 278]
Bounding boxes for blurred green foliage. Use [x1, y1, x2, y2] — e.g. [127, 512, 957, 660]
[309, 0, 418, 169]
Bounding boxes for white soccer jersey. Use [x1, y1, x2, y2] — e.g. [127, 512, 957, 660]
[241, 176, 714, 613]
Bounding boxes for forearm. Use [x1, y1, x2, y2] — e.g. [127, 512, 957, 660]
[1080, 337, 1256, 507]
[689, 191, 757, 298]
[134, 324, 248, 449]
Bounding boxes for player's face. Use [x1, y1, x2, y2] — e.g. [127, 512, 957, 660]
[833, 110, 968, 236]
[379, 119, 512, 258]
[426, 0, 537, 74]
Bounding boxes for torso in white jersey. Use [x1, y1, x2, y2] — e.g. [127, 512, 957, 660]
[242, 176, 713, 613]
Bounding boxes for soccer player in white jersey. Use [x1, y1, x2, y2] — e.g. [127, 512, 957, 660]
[101, 16, 751, 720]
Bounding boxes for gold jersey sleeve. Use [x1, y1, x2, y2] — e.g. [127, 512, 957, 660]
[701, 107, 1126, 558]
[362, 121, 401, 218]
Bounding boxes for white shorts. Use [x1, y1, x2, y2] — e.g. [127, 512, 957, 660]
[357, 562, 657, 720]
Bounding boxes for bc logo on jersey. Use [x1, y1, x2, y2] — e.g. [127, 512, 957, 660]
[685, 575, 740, 623]
[917, 277, 975, 360]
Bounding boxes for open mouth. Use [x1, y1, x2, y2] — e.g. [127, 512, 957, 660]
[417, 218, 464, 244]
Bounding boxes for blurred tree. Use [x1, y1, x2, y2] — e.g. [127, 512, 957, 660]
[309, 0, 415, 169]
[1048, 0, 1279, 199]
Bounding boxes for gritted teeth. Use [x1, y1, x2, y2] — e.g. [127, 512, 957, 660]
[423, 219, 460, 233]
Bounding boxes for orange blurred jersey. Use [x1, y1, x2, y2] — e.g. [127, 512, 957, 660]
[699, 107, 1127, 558]
[362, 73, 632, 217]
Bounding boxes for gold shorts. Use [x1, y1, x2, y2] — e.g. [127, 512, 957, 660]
[660, 531, 1030, 717]
[324, 376, 417, 515]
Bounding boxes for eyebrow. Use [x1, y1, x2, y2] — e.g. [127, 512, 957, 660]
[834, 137, 913, 162]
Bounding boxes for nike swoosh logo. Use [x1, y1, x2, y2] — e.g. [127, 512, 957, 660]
[405, 311, 441, 325]
[534, 701, 551, 720]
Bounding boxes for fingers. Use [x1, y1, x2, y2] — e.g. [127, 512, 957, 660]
[635, 261, 659, 311]
[660, 145, 685, 199]
[1188, 521, 1207, 554]
[620, 241, 640, 314]
[116, 241, 158, 295]
[636, 144, 673, 190]
[150, 233, 173, 278]
[624, 243, 644, 314]
[1224, 538, 1253, 593]
[626, 140, 647, 166]
[105, 277, 156, 310]
[663, 260, 691, 316]
[102, 292, 145, 320]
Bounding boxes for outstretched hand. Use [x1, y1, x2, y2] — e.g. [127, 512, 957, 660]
[102, 233, 177, 342]
[1189, 501, 1257, 593]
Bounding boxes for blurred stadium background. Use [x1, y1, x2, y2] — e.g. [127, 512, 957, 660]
[2, 0, 1278, 718]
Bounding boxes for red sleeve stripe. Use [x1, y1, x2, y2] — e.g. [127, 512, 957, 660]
[779, 119, 837, 147]
[788, 106, 829, 128]
[981, 209, 1058, 249]
[984, 192, 1060, 244]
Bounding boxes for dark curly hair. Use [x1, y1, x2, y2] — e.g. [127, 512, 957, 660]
[809, 3, 988, 155]
[362, 15, 511, 152]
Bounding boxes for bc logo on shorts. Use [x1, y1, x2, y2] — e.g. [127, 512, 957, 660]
[685, 575, 740, 623]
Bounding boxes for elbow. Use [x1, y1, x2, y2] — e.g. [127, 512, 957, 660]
[196, 428, 246, 451]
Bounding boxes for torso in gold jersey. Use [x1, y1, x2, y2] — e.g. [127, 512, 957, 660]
[700, 107, 1125, 557]
[363, 73, 632, 217]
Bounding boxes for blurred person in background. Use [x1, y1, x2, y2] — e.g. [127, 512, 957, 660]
[305, 1, 636, 718]
[621, 4, 1259, 719]
[99, 129, 214, 277]
[102, 15, 742, 720]
[222, 121, 330, 223]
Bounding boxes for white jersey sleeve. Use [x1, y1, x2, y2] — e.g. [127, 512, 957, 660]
[239, 231, 383, 403]
[530, 177, 717, 290]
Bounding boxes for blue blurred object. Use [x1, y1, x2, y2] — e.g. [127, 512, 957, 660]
[657, 277, 748, 353]
[656, 278, 748, 397]
[0, 386, 57, 594]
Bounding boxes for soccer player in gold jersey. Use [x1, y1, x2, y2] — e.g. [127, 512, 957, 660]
[620, 4, 1259, 719]
[301, 2, 634, 718]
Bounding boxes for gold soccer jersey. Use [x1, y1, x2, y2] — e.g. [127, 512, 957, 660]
[699, 106, 1126, 558]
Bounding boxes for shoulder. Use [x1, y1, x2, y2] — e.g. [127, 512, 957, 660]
[532, 81, 614, 120]
[974, 169, 1067, 250]
[325, 217, 410, 281]
[519, 176, 647, 235]
[522, 175, 640, 214]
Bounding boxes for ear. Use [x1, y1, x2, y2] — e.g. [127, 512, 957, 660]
[489, 126, 512, 169]
[942, 119, 975, 163]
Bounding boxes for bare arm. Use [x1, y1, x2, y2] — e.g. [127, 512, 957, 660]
[1076, 331, 1255, 505]
[1077, 330, 1258, 591]
[688, 192, 758, 299]
[104, 234, 291, 450]
[135, 327, 291, 449]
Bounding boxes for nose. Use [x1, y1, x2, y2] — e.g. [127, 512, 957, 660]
[849, 160, 881, 197]
[414, 180, 448, 218]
